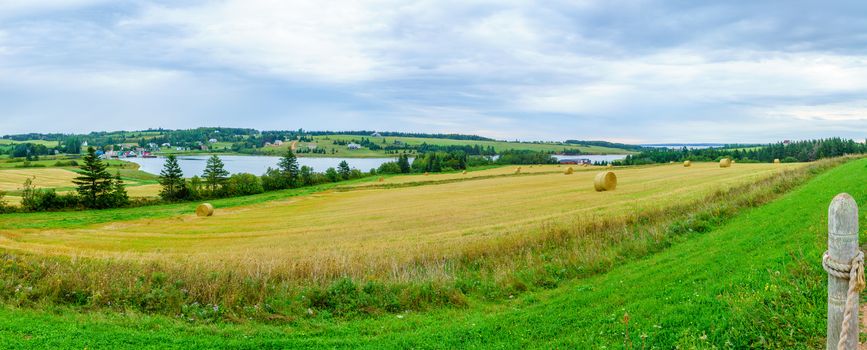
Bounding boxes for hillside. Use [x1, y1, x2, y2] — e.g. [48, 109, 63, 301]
[1, 128, 639, 158]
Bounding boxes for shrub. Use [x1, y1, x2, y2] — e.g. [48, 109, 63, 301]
[227, 173, 264, 196]
[53, 160, 79, 167]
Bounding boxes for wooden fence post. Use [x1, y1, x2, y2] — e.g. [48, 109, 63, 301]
[827, 193, 859, 349]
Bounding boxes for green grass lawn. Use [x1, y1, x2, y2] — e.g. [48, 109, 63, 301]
[0, 158, 863, 348]
[0, 139, 59, 147]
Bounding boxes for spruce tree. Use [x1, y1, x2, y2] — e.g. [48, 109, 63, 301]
[397, 154, 411, 173]
[110, 172, 129, 207]
[337, 160, 351, 180]
[73, 147, 113, 208]
[202, 155, 229, 193]
[159, 155, 186, 201]
[278, 149, 300, 188]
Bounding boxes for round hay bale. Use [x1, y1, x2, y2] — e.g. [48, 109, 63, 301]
[515, 166, 522, 174]
[683, 160, 692, 167]
[606, 164, 614, 169]
[196, 203, 214, 217]
[594, 171, 617, 192]
[773, 158, 780, 164]
[731, 159, 736, 164]
[719, 158, 731, 168]
[669, 161, 674, 164]
[582, 163, 589, 167]
[462, 170, 467, 174]
[378, 177, 384, 182]
[564, 167, 574, 175]
[424, 172, 429, 176]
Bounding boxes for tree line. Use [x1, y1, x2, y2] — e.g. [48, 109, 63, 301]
[157, 150, 370, 202]
[616, 138, 867, 165]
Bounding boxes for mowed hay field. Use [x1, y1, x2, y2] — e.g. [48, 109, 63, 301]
[0, 162, 804, 281]
[0, 168, 80, 191]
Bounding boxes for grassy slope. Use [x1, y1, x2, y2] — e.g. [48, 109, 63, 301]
[0, 158, 863, 348]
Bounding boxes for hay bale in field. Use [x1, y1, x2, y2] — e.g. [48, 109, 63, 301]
[773, 158, 780, 164]
[196, 203, 214, 217]
[564, 167, 574, 175]
[719, 158, 731, 168]
[594, 171, 617, 192]
[424, 172, 429, 176]
[683, 160, 692, 167]
[669, 161, 674, 164]
[515, 166, 522, 174]
[731, 159, 736, 164]
[606, 164, 614, 169]
[378, 177, 384, 182]
[462, 170, 467, 174]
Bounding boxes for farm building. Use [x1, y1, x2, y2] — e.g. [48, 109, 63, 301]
[208, 138, 218, 143]
[371, 132, 382, 137]
[347, 143, 362, 150]
[273, 140, 284, 146]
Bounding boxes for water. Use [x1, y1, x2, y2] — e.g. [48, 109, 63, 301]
[125, 155, 400, 176]
[551, 154, 629, 163]
[126, 154, 632, 176]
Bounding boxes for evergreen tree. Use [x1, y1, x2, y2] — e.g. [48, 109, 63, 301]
[202, 155, 229, 193]
[337, 160, 351, 180]
[278, 149, 300, 188]
[397, 154, 411, 173]
[159, 155, 186, 201]
[73, 147, 114, 208]
[110, 172, 129, 207]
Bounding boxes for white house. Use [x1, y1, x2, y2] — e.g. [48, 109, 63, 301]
[347, 143, 361, 150]
[273, 140, 284, 146]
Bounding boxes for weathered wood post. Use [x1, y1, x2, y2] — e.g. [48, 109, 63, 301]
[826, 193, 860, 349]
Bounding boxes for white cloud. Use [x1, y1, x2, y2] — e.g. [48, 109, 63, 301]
[123, 0, 400, 83]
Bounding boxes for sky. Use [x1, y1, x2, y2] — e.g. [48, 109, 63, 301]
[0, 0, 865, 143]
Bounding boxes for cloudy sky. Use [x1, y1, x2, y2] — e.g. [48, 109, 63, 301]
[0, 0, 865, 143]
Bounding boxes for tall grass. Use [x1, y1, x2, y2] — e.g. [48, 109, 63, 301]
[0, 157, 852, 322]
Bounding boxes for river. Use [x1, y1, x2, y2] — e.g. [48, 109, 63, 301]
[125, 154, 631, 176]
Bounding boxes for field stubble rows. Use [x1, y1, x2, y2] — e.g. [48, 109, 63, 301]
[0, 162, 804, 282]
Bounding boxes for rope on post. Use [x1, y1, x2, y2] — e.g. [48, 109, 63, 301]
[823, 249, 865, 349]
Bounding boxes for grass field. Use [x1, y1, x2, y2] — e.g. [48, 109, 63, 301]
[0, 139, 59, 147]
[0, 168, 80, 191]
[0, 162, 803, 280]
[0, 165, 159, 198]
[255, 134, 635, 157]
[0, 157, 859, 348]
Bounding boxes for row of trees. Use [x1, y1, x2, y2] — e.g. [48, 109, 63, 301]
[158, 150, 368, 202]
[618, 138, 867, 165]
